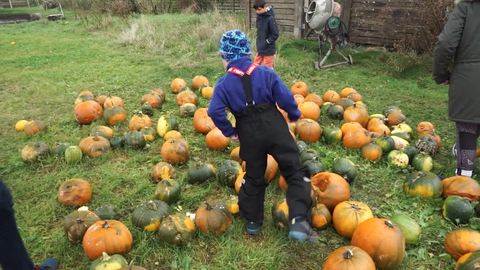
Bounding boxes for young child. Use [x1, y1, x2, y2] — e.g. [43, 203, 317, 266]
[252, 0, 279, 69]
[433, 0, 480, 178]
[0, 180, 59, 270]
[208, 29, 317, 241]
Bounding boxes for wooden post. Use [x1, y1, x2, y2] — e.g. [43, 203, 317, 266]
[293, 0, 303, 39]
[341, 0, 353, 31]
[26, 0, 30, 7]
[245, 0, 251, 29]
[9, 0, 13, 8]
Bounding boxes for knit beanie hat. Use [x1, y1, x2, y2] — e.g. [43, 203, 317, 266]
[219, 29, 252, 61]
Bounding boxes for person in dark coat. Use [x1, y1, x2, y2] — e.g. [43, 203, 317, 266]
[208, 29, 317, 241]
[0, 180, 59, 270]
[252, 0, 279, 69]
[433, 0, 480, 177]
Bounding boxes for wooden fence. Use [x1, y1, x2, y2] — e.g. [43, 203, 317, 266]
[0, 0, 33, 8]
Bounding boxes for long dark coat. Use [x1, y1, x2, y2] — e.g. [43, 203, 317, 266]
[433, 0, 480, 123]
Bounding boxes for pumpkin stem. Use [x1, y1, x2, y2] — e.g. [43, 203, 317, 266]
[162, 179, 172, 187]
[385, 220, 394, 228]
[350, 203, 361, 212]
[76, 218, 84, 225]
[146, 200, 157, 210]
[93, 132, 100, 141]
[127, 259, 134, 270]
[205, 202, 213, 211]
[102, 221, 110, 229]
[343, 249, 354, 259]
[101, 251, 111, 261]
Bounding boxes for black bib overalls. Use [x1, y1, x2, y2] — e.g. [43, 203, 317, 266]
[229, 64, 312, 224]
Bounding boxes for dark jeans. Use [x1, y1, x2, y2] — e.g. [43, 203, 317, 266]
[0, 180, 35, 270]
[236, 104, 312, 224]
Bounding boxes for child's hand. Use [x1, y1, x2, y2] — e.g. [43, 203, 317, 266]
[230, 134, 239, 142]
[440, 80, 449, 85]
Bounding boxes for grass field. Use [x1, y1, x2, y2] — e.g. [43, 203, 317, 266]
[0, 6, 473, 270]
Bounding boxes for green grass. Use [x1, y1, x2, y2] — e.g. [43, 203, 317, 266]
[0, 7, 471, 270]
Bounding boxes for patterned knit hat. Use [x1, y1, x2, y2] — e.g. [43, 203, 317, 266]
[219, 30, 252, 61]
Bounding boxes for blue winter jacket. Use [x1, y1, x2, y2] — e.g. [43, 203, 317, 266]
[207, 57, 300, 137]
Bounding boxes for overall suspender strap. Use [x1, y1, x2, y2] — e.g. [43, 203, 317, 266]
[227, 63, 259, 106]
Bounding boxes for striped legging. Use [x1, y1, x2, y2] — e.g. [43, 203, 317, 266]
[454, 122, 480, 174]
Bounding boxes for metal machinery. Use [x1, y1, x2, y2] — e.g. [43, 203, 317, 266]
[305, 0, 353, 69]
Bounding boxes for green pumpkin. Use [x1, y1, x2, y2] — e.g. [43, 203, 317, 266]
[141, 102, 154, 117]
[94, 205, 116, 220]
[320, 102, 334, 116]
[271, 198, 289, 229]
[64, 146, 83, 164]
[90, 125, 114, 140]
[415, 136, 438, 157]
[403, 171, 443, 198]
[156, 113, 179, 138]
[412, 152, 434, 172]
[331, 157, 357, 184]
[217, 160, 243, 188]
[76, 94, 94, 103]
[375, 134, 396, 153]
[179, 103, 197, 118]
[187, 162, 217, 184]
[89, 252, 128, 270]
[110, 136, 124, 148]
[103, 106, 127, 126]
[335, 97, 355, 110]
[382, 105, 401, 117]
[52, 142, 71, 157]
[64, 207, 100, 244]
[131, 200, 170, 231]
[154, 179, 181, 205]
[328, 104, 344, 119]
[322, 125, 342, 145]
[455, 250, 480, 269]
[304, 160, 324, 176]
[403, 145, 420, 163]
[296, 140, 309, 154]
[390, 213, 421, 244]
[158, 214, 196, 246]
[141, 126, 157, 142]
[300, 148, 319, 163]
[124, 130, 146, 149]
[442, 195, 474, 225]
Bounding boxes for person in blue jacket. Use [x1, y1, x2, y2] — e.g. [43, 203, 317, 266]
[208, 29, 317, 241]
[252, 0, 279, 69]
[0, 180, 59, 270]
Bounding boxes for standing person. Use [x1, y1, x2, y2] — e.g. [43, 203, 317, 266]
[208, 29, 317, 242]
[0, 180, 59, 270]
[433, 0, 480, 178]
[253, 0, 279, 69]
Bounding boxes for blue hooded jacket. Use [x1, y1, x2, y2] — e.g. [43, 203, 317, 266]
[207, 57, 300, 137]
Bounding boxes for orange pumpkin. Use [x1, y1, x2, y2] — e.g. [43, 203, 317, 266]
[360, 142, 383, 161]
[74, 100, 103, 125]
[160, 138, 190, 165]
[340, 87, 357, 98]
[304, 93, 323, 107]
[310, 203, 332, 230]
[418, 131, 442, 148]
[103, 96, 124, 109]
[441, 176, 480, 201]
[298, 101, 321, 121]
[95, 95, 108, 107]
[230, 146, 242, 164]
[295, 118, 322, 142]
[205, 127, 231, 150]
[332, 201, 374, 238]
[234, 171, 246, 194]
[176, 89, 198, 106]
[342, 128, 371, 149]
[192, 75, 210, 90]
[323, 90, 340, 103]
[141, 92, 164, 109]
[128, 111, 152, 131]
[294, 94, 305, 105]
[150, 88, 166, 100]
[103, 106, 127, 126]
[323, 246, 376, 270]
[152, 162, 176, 182]
[23, 120, 48, 135]
[416, 121, 435, 133]
[163, 130, 183, 140]
[200, 86, 214, 98]
[79, 90, 95, 98]
[290, 80, 309, 97]
[82, 220, 133, 260]
[278, 175, 288, 191]
[347, 92, 363, 102]
[340, 122, 363, 134]
[344, 104, 369, 128]
[194, 200, 233, 236]
[170, 78, 187, 94]
[193, 108, 216, 134]
[386, 111, 406, 126]
[310, 172, 350, 212]
[57, 178, 92, 207]
[78, 134, 111, 158]
[444, 228, 480, 261]
[351, 218, 405, 270]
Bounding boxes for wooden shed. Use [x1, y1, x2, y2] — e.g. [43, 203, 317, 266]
[0, 0, 33, 8]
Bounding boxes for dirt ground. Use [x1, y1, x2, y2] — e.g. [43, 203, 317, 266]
[0, 14, 31, 24]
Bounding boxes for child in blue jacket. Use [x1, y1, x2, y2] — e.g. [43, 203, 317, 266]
[207, 29, 317, 241]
